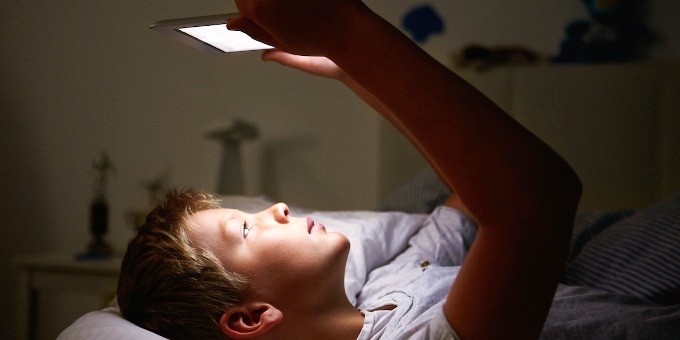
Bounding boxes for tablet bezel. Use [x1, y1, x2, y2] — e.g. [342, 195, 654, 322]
[150, 13, 273, 54]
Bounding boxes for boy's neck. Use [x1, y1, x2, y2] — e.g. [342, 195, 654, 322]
[264, 301, 365, 339]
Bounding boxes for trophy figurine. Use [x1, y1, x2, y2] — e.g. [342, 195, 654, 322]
[86, 151, 113, 257]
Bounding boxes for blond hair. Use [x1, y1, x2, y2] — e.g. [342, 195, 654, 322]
[117, 189, 248, 339]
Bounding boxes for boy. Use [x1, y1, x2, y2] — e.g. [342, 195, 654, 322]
[117, 1, 582, 338]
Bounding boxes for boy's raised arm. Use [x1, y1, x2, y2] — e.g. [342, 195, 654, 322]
[230, 2, 582, 338]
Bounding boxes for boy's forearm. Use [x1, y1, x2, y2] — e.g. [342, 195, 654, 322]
[324, 8, 581, 229]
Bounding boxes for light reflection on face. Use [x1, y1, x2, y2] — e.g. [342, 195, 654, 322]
[188, 203, 350, 303]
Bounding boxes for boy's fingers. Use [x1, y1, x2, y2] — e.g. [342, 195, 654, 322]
[261, 49, 285, 61]
[262, 50, 299, 64]
[227, 16, 280, 49]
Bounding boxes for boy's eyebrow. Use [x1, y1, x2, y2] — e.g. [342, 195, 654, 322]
[218, 215, 230, 235]
[219, 214, 240, 240]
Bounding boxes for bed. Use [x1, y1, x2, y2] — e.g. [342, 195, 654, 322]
[58, 169, 680, 339]
[58, 61, 680, 339]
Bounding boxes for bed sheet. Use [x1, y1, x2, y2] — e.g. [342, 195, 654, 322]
[542, 285, 680, 339]
[59, 194, 680, 339]
[562, 191, 680, 306]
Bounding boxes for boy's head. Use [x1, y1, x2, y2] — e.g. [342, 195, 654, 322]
[117, 189, 248, 339]
[117, 189, 351, 339]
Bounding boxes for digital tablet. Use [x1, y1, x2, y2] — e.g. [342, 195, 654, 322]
[150, 13, 274, 54]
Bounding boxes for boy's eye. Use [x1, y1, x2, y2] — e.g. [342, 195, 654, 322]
[242, 221, 250, 238]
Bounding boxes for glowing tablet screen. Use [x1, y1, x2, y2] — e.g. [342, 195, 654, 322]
[179, 25, 273, 53]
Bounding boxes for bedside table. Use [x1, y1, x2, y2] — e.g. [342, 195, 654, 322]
[14, 253, 122, 340]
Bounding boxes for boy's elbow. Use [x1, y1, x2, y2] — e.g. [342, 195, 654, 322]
[538, 165, 583, 227]
[519, 163, 583, 227]
[560, 165, 583, 211]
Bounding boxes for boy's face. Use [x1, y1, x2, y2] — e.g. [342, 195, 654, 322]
[188, 203, 350, 304]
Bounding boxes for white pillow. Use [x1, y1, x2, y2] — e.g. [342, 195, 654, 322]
[57, 306, 166, 340]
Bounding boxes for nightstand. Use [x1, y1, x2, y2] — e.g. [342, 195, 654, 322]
[14, 253, 122, 340]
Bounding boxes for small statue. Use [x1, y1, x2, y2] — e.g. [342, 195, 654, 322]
[86, 151, 113, 257]
[205, 119, 259, 195]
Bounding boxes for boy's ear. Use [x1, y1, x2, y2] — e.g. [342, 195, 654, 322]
[219, 302, 283, 339]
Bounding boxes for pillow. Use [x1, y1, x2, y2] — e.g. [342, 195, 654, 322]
[567, 208, 636, 262]
[377, 166, 451, 214]
[562, 192, 680, 305]
[57, 306, 165, 340]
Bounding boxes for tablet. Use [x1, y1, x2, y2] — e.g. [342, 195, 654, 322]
[150, 13, 274, 54]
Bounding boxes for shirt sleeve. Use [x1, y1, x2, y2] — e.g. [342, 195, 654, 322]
[423, 305, 462, 340]
[392, 205, 477, 267]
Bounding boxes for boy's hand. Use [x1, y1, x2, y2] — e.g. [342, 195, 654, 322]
[262, 49, 388, 118]
[261, 50, 346, 81]
[228, 0, 368, 56]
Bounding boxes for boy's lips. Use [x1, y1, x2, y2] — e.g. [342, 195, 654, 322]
[307, 217, 325, 234]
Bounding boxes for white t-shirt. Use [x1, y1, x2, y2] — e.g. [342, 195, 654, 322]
[352, 206, 476, 339]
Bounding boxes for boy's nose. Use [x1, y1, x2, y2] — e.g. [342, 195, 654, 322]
[271, 203, 290, 223]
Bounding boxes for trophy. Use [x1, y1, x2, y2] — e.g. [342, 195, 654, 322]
[86, 152, 113, 257]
